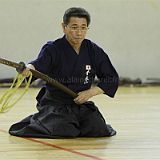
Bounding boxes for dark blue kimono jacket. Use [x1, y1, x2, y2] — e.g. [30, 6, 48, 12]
[30, 36, 119, 97]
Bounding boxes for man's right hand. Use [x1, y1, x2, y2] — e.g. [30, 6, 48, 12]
[21, 64, 35, 77]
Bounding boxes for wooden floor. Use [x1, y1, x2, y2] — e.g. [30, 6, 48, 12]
[0, 86, 160, 160]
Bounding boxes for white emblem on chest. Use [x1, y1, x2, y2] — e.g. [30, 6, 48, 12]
[84, 65, 91, 84]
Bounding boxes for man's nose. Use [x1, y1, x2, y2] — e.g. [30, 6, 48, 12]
[76, 29, 83, 35]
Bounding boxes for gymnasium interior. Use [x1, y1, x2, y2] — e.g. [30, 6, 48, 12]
[0, 0, 160, 160]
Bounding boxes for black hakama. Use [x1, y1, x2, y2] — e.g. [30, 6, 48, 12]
[9, 89, 116, 138]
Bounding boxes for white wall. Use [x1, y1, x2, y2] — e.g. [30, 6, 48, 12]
[0, 0, 160, 81]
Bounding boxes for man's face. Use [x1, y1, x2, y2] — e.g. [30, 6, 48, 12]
[62, 17, 88, 46]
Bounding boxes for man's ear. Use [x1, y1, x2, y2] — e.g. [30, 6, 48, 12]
[61, 23, 66, 31]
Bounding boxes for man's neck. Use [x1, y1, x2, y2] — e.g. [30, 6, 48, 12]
[65, 37, 81, 54]
[71, 44, 80, 54]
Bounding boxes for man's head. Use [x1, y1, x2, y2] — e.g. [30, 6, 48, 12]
[63, 7, 91, 26]
[62, 7, 91, 47]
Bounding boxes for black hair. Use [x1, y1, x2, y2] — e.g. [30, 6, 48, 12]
[63, 7, 91, 26]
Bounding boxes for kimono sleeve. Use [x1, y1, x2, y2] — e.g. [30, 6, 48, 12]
[29, 42, 56, 74]
[93, 45, 119, 98]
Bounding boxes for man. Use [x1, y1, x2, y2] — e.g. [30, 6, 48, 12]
[9, 7, 119, 138]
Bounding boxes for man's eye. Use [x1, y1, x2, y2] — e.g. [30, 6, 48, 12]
[81, 27, 87, 30]
[71, 27, 78, 30]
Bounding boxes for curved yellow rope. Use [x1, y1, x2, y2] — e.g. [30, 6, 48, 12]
[0, 73, 32, 113]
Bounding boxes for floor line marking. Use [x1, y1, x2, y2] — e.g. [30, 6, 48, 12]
[0, 129, 108, 160]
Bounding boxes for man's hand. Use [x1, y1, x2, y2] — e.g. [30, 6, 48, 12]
[74, 86, 104, 104]
[21, 64, 35, 77]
